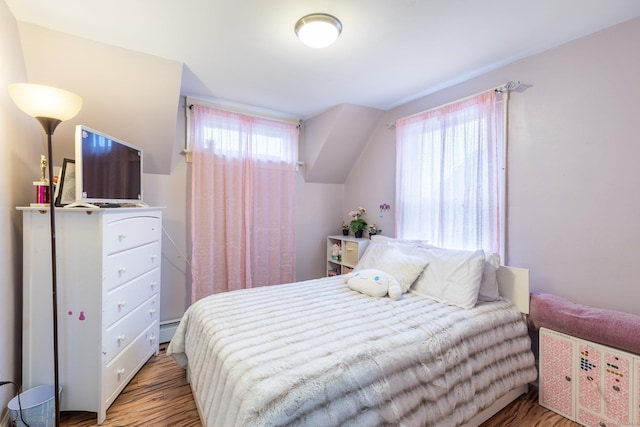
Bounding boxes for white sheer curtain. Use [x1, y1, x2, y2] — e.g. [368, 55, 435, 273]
[395, 90, 505, 257]
[189, 104, 298, 302]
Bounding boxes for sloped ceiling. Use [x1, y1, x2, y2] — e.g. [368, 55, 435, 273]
[7, 0, 640, 120]
[17, 23, 182, 175]
[10, 1, 640, 179]
[304, 104, 383, 183]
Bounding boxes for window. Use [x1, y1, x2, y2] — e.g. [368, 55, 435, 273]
[395, 90, 505, 255]
[189, 103, 299, 300]
[200, 125, 295, 162]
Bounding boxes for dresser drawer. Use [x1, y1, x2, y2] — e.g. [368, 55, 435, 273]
[104, 321, 158, 404]
[104, 216, 161, 255]
[104, 242, 161, 292]
[103, 295, 159, 362]
[104, 268, 160, 327]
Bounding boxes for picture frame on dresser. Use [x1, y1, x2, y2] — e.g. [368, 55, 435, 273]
[54, 158, 75, 207]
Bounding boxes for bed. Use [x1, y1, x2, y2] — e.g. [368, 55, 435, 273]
[168, 241, 537, 427]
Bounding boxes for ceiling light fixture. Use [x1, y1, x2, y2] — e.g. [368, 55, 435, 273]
[294, 13, 342, 48]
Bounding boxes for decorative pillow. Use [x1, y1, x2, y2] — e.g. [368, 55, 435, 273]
[412, 248, 485, 309]
[478, 251, 501, 302]
[346, 269, 402, 300]
[377, 252, 428, 293]
[355, 243, 429, 292]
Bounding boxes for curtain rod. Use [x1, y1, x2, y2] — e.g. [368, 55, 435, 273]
[185, 96, 301, 126]
[386, 80, 520, 129]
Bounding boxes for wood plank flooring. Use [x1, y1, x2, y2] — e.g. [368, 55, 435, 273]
[60, 343, 200, 426]
[479, 388, 580, 427]
[61, 344, 579, 426]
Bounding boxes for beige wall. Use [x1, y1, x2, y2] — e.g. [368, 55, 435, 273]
[17, 22, 183, 175]
[0, 0, 46, 417]
[346, 17, 640, 316]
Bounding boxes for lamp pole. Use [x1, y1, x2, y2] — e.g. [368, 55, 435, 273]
[36, 117, 62, 427]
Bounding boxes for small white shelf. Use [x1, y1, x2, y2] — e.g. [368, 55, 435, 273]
[326, 235, 369, 276]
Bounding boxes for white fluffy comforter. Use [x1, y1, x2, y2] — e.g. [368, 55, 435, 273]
[167, 276, 537, 427]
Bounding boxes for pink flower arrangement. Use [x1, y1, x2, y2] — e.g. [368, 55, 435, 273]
[348, 206, 367, 234]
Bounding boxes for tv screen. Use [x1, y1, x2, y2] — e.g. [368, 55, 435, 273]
[73, 125, 143, 207]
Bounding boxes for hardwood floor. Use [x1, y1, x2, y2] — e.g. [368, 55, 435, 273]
[60, 344, 200, 426]
[61, 344, 579, 426]
[479, 389, 580, 427]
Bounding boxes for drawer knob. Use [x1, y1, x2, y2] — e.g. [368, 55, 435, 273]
[149, 335, 157, 344]
[117, 301, 126, 308]
[117, 368, 125, 376]
[118, 267, 127, 275]
[149, 308, 157, 316]
[612, 385, 620, 392]
[150, 254, 158, 262]
[150, 281, 157, 289]
[117, 334, 126, 343]
[118, 232, 127, 240]
[565, 376, 571, 382]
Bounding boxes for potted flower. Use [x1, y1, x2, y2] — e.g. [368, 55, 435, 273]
[348, 206, 367, 238]
[341, 221, 349, 236]
[368, 224, 380, 238]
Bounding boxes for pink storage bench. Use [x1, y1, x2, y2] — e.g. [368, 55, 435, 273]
[528, 291, 640, 355]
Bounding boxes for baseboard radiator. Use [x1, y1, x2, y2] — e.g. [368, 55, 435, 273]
[159, 318, 182, 344]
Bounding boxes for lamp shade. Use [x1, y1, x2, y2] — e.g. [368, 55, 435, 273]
[8, 83, 82, 121]
[295, 13, 342, 48]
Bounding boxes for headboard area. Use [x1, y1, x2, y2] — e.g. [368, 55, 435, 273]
[497, 266, 530, 315]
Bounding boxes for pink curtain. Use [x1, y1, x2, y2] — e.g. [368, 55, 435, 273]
[395, 90, 505, 256]
[189, 104, 298, 302]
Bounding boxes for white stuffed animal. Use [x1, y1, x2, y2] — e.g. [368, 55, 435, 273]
[344, 269, 402, 300]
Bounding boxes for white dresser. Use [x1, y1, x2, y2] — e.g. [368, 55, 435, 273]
[20, 207, 162, 424]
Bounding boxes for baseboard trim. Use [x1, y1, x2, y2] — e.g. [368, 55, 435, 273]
[160, 318, 181, 343]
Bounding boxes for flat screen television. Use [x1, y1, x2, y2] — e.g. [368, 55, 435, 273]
[69, 125, 143, 208]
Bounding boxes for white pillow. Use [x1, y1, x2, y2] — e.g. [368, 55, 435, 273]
[355, 242, 393, 269]
[370, 235, 431, 247]
[358, 241, 431, 267]
[355, 243, 429, 293]
[346, 269, 402, 300]
[412, 248, 485, 309]
[478, 252, 501, 302]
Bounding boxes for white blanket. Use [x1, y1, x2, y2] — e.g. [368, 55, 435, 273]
[168, 276, 537, 427]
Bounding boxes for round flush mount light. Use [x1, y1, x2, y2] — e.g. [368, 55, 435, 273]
[294, 13, 342, 48]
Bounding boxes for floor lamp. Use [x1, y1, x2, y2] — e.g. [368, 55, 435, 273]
[8, 83, 82, 427]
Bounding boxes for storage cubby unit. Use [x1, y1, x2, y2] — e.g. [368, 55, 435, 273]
[326, 235, 369, 276]
[539, 327, 640, 427]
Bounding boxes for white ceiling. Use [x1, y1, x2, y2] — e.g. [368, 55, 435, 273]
[7, 0, 640, 119]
